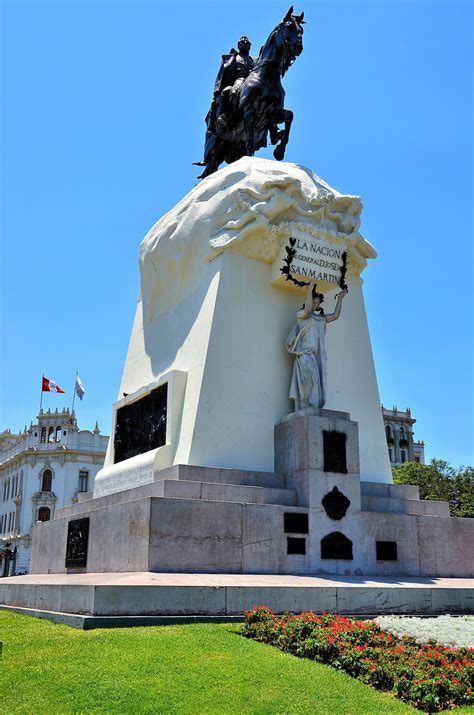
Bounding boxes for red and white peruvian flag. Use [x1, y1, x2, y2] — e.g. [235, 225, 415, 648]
[42, 375, 65, 393]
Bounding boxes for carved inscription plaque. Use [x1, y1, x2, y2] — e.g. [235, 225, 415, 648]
[278, 236, 347, 288]
[321, 531, 353, 560]
[65, 517, 89, 568]
[287, 537, 306, 555]
[376, 541, 398, 561]
[284, 512, 309, 534]
[114, 384, 167, 464]
[323, 431, 347, 473]
[322, 486, 350, 520]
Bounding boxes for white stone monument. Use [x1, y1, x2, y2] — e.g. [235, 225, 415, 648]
[94, 157, 391, 498]
[1, 156, 472, 621]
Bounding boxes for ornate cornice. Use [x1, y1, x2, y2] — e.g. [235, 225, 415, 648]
[0, 447, 107, 474]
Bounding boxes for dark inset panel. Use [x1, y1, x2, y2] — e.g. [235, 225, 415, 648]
[321, 531, 353, 560]
[323, 431, 347, 473]
[287, 537, 306, 555]
[376, 541, 398, 561]
[114, 383, 167, 464]
[65, 518, 90, 568]
[284, 512, 309, 534]
[322, 486, 350, 520]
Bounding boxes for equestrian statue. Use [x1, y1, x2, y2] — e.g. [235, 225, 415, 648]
[194, 7, 305, 179]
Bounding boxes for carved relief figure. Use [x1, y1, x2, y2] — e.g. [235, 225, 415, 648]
[286, 282, 347, 410]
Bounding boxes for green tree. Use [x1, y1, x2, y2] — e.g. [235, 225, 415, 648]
[392, 459, 473, 518]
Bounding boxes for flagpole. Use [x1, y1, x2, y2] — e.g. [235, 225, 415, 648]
[71, 371, 77, 413]
[39, 373, 44, 413]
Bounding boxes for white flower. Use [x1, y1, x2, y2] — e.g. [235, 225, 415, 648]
[374, 615, 474, 649]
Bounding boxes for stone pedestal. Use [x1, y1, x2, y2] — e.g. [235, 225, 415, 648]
[274, 409, 474, 577]
[5, 160, 472, 621]
[276, 409, 362, 574]
[275, 408, 360, 509]
[22, 408, 474, 582]
[94, 157, 391, 499]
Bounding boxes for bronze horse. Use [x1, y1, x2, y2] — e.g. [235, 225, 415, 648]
[195, 7, 304, 178]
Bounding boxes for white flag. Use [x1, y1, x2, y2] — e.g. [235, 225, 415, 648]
[75, 374, 85, 401]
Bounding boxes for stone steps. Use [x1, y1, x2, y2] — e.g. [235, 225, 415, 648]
[169, 464, 286, 490]
[361, 482, 420, 500]
[160, 479, 297, 506]
[361, 495, 450, 517]
[56, 467, 292, 520]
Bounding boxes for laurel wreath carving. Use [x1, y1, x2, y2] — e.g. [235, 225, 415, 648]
[280, 237, 349, 293]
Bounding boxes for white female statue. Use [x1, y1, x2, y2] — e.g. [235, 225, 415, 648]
[286, 282, 347, 410]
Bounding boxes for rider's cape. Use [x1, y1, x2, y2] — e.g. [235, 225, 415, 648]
[213, 50, 239, 97]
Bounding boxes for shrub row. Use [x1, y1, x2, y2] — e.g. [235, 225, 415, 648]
[241, 607, 474, 712]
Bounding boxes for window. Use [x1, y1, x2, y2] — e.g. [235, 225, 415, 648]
[41, 469, 52, 492]
[78, 470, 89, 493]
[48, 426, 54, 442]
[399, 426, 408, 448]
[388, 448, 393, 462]
[40, 427, 46, 443]
[55, 426, 62, 442]
[38, 507, 50, 522]
[400, 450, 406, 463]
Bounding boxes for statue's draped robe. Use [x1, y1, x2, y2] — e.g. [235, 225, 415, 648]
[286, 312, 328, 410]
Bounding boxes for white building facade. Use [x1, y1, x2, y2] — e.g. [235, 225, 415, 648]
[0, 408, 108, 575]
[382, 405, 425, 467]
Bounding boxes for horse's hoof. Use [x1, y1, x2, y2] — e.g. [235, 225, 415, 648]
[273, 145, 285, 161]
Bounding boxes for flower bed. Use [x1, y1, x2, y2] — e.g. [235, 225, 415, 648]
[375, 615, 474, 649]
[241, 607, 474, 712]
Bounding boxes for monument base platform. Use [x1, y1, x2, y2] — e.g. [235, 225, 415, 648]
[25, 411, 474, 581]
[0, 572, 472, 628]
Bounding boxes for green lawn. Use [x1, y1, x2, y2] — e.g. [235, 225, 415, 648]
[0, 611, 473, 714]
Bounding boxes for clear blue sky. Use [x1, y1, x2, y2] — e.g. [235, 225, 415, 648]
[1, 0, 472, 466]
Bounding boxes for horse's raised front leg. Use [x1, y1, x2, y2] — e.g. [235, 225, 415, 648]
[273, 108, 293, 161]
[269, 124, 285, 145]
